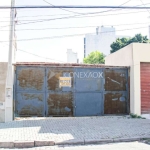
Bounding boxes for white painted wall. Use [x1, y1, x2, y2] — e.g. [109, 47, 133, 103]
[105, 43, 150, 116]
[0, 0, 16, 122]
[67, 49, 78, 63]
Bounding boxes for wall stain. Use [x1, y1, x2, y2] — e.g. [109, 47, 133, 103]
[19, 105, 43, 116]
[22, 93, 43, 101]
[18, 68, 44, 90]
[47, 93, 73, 116]
[104, 93, 126, 114]
[105, 70, 127, 91]
[47, 69, 73, 91]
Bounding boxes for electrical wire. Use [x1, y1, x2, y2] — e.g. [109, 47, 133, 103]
[0, 26, 148, 43]
[1, 21, 147, 31]
[140, 0, 150, 14]
[1, 6, 150, 9]
[17, 48, 65, 62]
[0, 2, 149, 27]
[0, 10, 147, 23]
[0, 43, 65, 62]
[43, 0, 83, 14]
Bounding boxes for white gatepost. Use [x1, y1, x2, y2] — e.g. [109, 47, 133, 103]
[5, 0, 16, 122]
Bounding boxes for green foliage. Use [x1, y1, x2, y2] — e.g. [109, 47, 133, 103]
[130, 113, 145, 119]
[83, 51, 105, 64]
[110, 34, 149, 53]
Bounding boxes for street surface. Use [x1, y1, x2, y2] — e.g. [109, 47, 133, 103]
[0, 116, 150, 142]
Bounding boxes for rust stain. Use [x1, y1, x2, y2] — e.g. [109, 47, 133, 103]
[47, 93, 73, 116]
[22, 93, 43, 101]
[105, 70, 127, 91]
[19, 105, 43, 116]
[104, 93, 127, 114]
[18, 68, 44, 90]
[47, 69, 73, 91]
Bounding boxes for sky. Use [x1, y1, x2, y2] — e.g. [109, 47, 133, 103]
[12, 0, 150, 62]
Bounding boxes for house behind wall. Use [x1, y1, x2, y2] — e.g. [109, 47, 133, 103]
[105, 43, 150, 117]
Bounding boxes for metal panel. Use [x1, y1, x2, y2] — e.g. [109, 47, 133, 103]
[104, 68, 128, 114]
[15, 67, 45, 117]
[74, 68, 104, 92]
[74, 68, 104, 116]
[16, 93, 45, 117]
[46, 68, 74, 116]
[105, 69, 127, 91]
[104, 92, 127, 114]
[46, 68, 74, 92]
[140, 63, 150, 114]
[16, 67, 45, 91]
[46, 92, 73, 116]
[75, 93, 103, 116]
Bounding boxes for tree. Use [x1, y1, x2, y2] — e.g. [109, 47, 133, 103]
[110, 34, 149, 53]
[83, 51, 105, 64]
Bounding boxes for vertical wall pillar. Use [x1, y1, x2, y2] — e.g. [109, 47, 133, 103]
[5, 0, 15, 122]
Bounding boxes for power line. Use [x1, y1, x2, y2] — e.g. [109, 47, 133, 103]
[2, 21, 147, 31]
[17, 0, 132, 21]
[17, 48, 65, 62]
[0, 2, 149, 28]
[43, 0, 82, 14]
[0, 42, 65, 62]
[0, 26, 148, 43]
[11, 1, 150, 18]
[0, 2, 149, 26]
[13, 3, 150, 17]
[1, 9, 147, 23]
[42, 0, 132, 16]
[140, 0, 150, 14]
[1, 6, 150, 9]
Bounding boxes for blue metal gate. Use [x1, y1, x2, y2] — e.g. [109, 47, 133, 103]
[74, 68, 104, 116]
[15, 65, 129, 117]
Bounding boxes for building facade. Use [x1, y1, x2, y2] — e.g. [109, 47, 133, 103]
[84, 26, 130, 57]
[67, 49, 78, 63]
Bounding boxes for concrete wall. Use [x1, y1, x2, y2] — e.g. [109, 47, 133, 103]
[105, 43, 150, 116]
[132, 43, 150, 115]
[0, 63, 8, 122]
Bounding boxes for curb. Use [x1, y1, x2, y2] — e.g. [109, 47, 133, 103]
[0, 137, 149, 148]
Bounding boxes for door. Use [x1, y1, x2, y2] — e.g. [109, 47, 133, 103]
[74, 68, 104, 116]
[140, 63, 150, 114]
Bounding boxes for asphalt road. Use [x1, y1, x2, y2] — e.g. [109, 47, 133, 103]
[2, 142, 150, 150]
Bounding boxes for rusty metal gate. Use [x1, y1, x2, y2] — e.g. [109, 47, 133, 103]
[104, 68, 129, 114]
[14, 65, 129, 117]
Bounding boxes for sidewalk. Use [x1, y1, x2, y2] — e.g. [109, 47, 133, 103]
[0, 116, 150, 148]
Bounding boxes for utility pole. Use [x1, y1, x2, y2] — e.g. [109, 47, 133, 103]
[5, 0, 16, 122]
